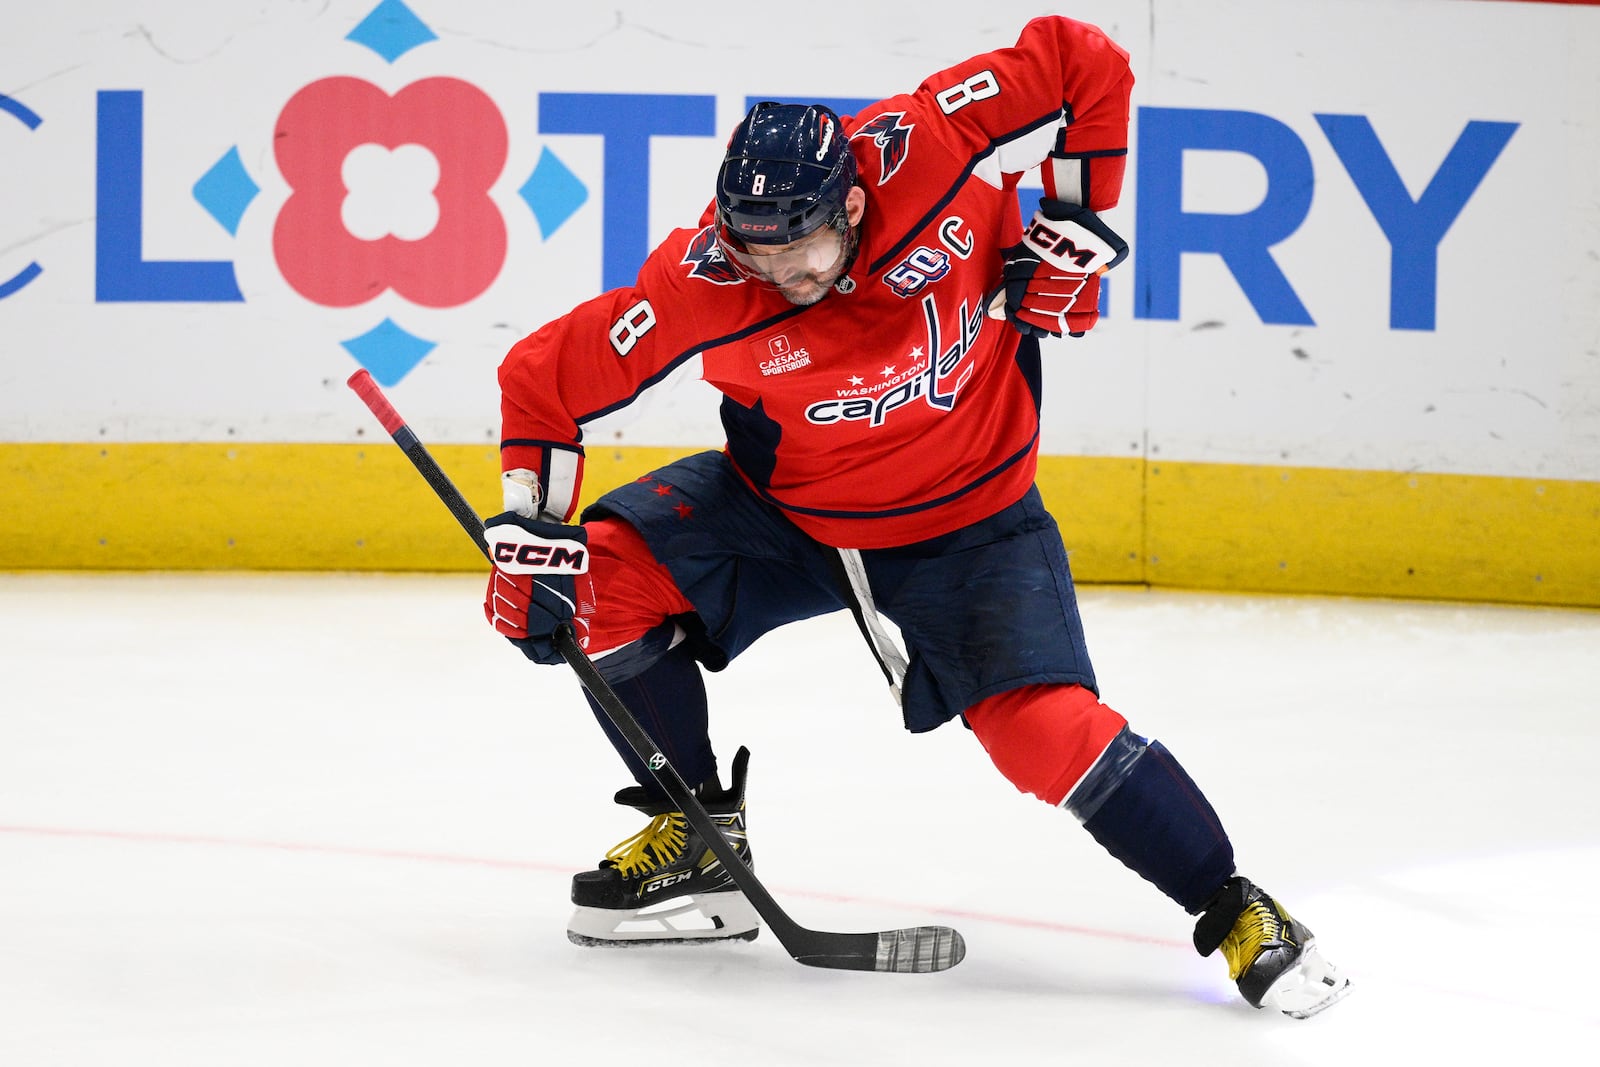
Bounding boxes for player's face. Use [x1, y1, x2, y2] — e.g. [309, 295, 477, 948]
[723, 223, 851, 306]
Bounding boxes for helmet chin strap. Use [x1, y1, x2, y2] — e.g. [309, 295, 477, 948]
[831, 221, 862, 295]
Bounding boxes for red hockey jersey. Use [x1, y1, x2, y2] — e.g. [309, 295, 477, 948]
[498, 16, 1133, 549]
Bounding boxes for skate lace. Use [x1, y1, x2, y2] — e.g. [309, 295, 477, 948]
[1221, 901, 1285, 981]
[605, 812, 689, 878]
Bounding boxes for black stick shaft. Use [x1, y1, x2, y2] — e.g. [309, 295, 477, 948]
[348, 370, 487, 555]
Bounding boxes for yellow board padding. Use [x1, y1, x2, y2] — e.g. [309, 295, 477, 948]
[0, 442, 698, 572]
[2, 442, 1596, 608]
[1032, 453, 1147, 585]
[1144, 462, 1600, 607]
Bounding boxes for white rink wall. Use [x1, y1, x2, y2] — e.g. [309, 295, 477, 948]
[2, 0, 1595, 477]
[2, 0, 1596, 603]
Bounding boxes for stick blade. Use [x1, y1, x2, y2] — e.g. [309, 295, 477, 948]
[874, 925, 966, 973]
[791, 925, 966, 973]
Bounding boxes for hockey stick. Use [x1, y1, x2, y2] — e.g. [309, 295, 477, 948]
[347, 369, 965, 973]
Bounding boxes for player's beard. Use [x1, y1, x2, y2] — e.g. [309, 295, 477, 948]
[774, 269, 840, 306]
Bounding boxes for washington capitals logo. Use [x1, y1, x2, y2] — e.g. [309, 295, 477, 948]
[851, 112, 914, 186]
[682, 225, 741, 285]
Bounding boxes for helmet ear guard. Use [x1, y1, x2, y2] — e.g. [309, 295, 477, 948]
[715, 102, 858, 250]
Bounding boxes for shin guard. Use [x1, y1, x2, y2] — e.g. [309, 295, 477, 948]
[587, 628, 715, 796]
[1078, 738, 1236, 913]
[966, 686, 1235, 914]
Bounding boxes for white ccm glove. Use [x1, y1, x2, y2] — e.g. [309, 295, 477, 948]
[482, 469, 592, 664]
[988, 199, 1128, 338]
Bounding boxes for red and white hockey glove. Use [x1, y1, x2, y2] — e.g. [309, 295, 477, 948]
[483, 512, 592, 665]
[988, 200, 1129, 338]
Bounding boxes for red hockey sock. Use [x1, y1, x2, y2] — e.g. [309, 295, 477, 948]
[965, 684, 1129, 805]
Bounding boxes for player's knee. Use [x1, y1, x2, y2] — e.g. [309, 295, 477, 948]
[582, 517, 695, 654]
[965, 684, 1128, 806]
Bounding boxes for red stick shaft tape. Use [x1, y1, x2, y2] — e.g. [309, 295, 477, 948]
[347, 370, 406, 435]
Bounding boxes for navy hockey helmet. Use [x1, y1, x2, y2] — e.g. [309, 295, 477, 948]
[715, 102, 858, 247]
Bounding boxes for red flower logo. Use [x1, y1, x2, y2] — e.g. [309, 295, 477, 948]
[273, 76, 506, 308]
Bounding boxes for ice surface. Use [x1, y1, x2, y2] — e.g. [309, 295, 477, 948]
[2, 573, 1596, 1065]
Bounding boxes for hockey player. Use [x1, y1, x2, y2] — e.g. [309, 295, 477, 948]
[483, 16, 1349, 1018]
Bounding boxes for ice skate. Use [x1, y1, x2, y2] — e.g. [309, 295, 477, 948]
[566, 746, 759, 946]
[1193, 876, 1351, 1018]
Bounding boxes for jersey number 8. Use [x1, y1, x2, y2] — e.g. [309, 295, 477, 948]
[935, 70, 1000, 115]
[610, 299, 656, 356]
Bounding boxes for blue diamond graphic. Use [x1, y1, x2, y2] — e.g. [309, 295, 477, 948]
[518, 147, 589, 239]
[346, 0, 438, 63]
[340, 319, 436, 386]
[192, 146, 259, 236]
